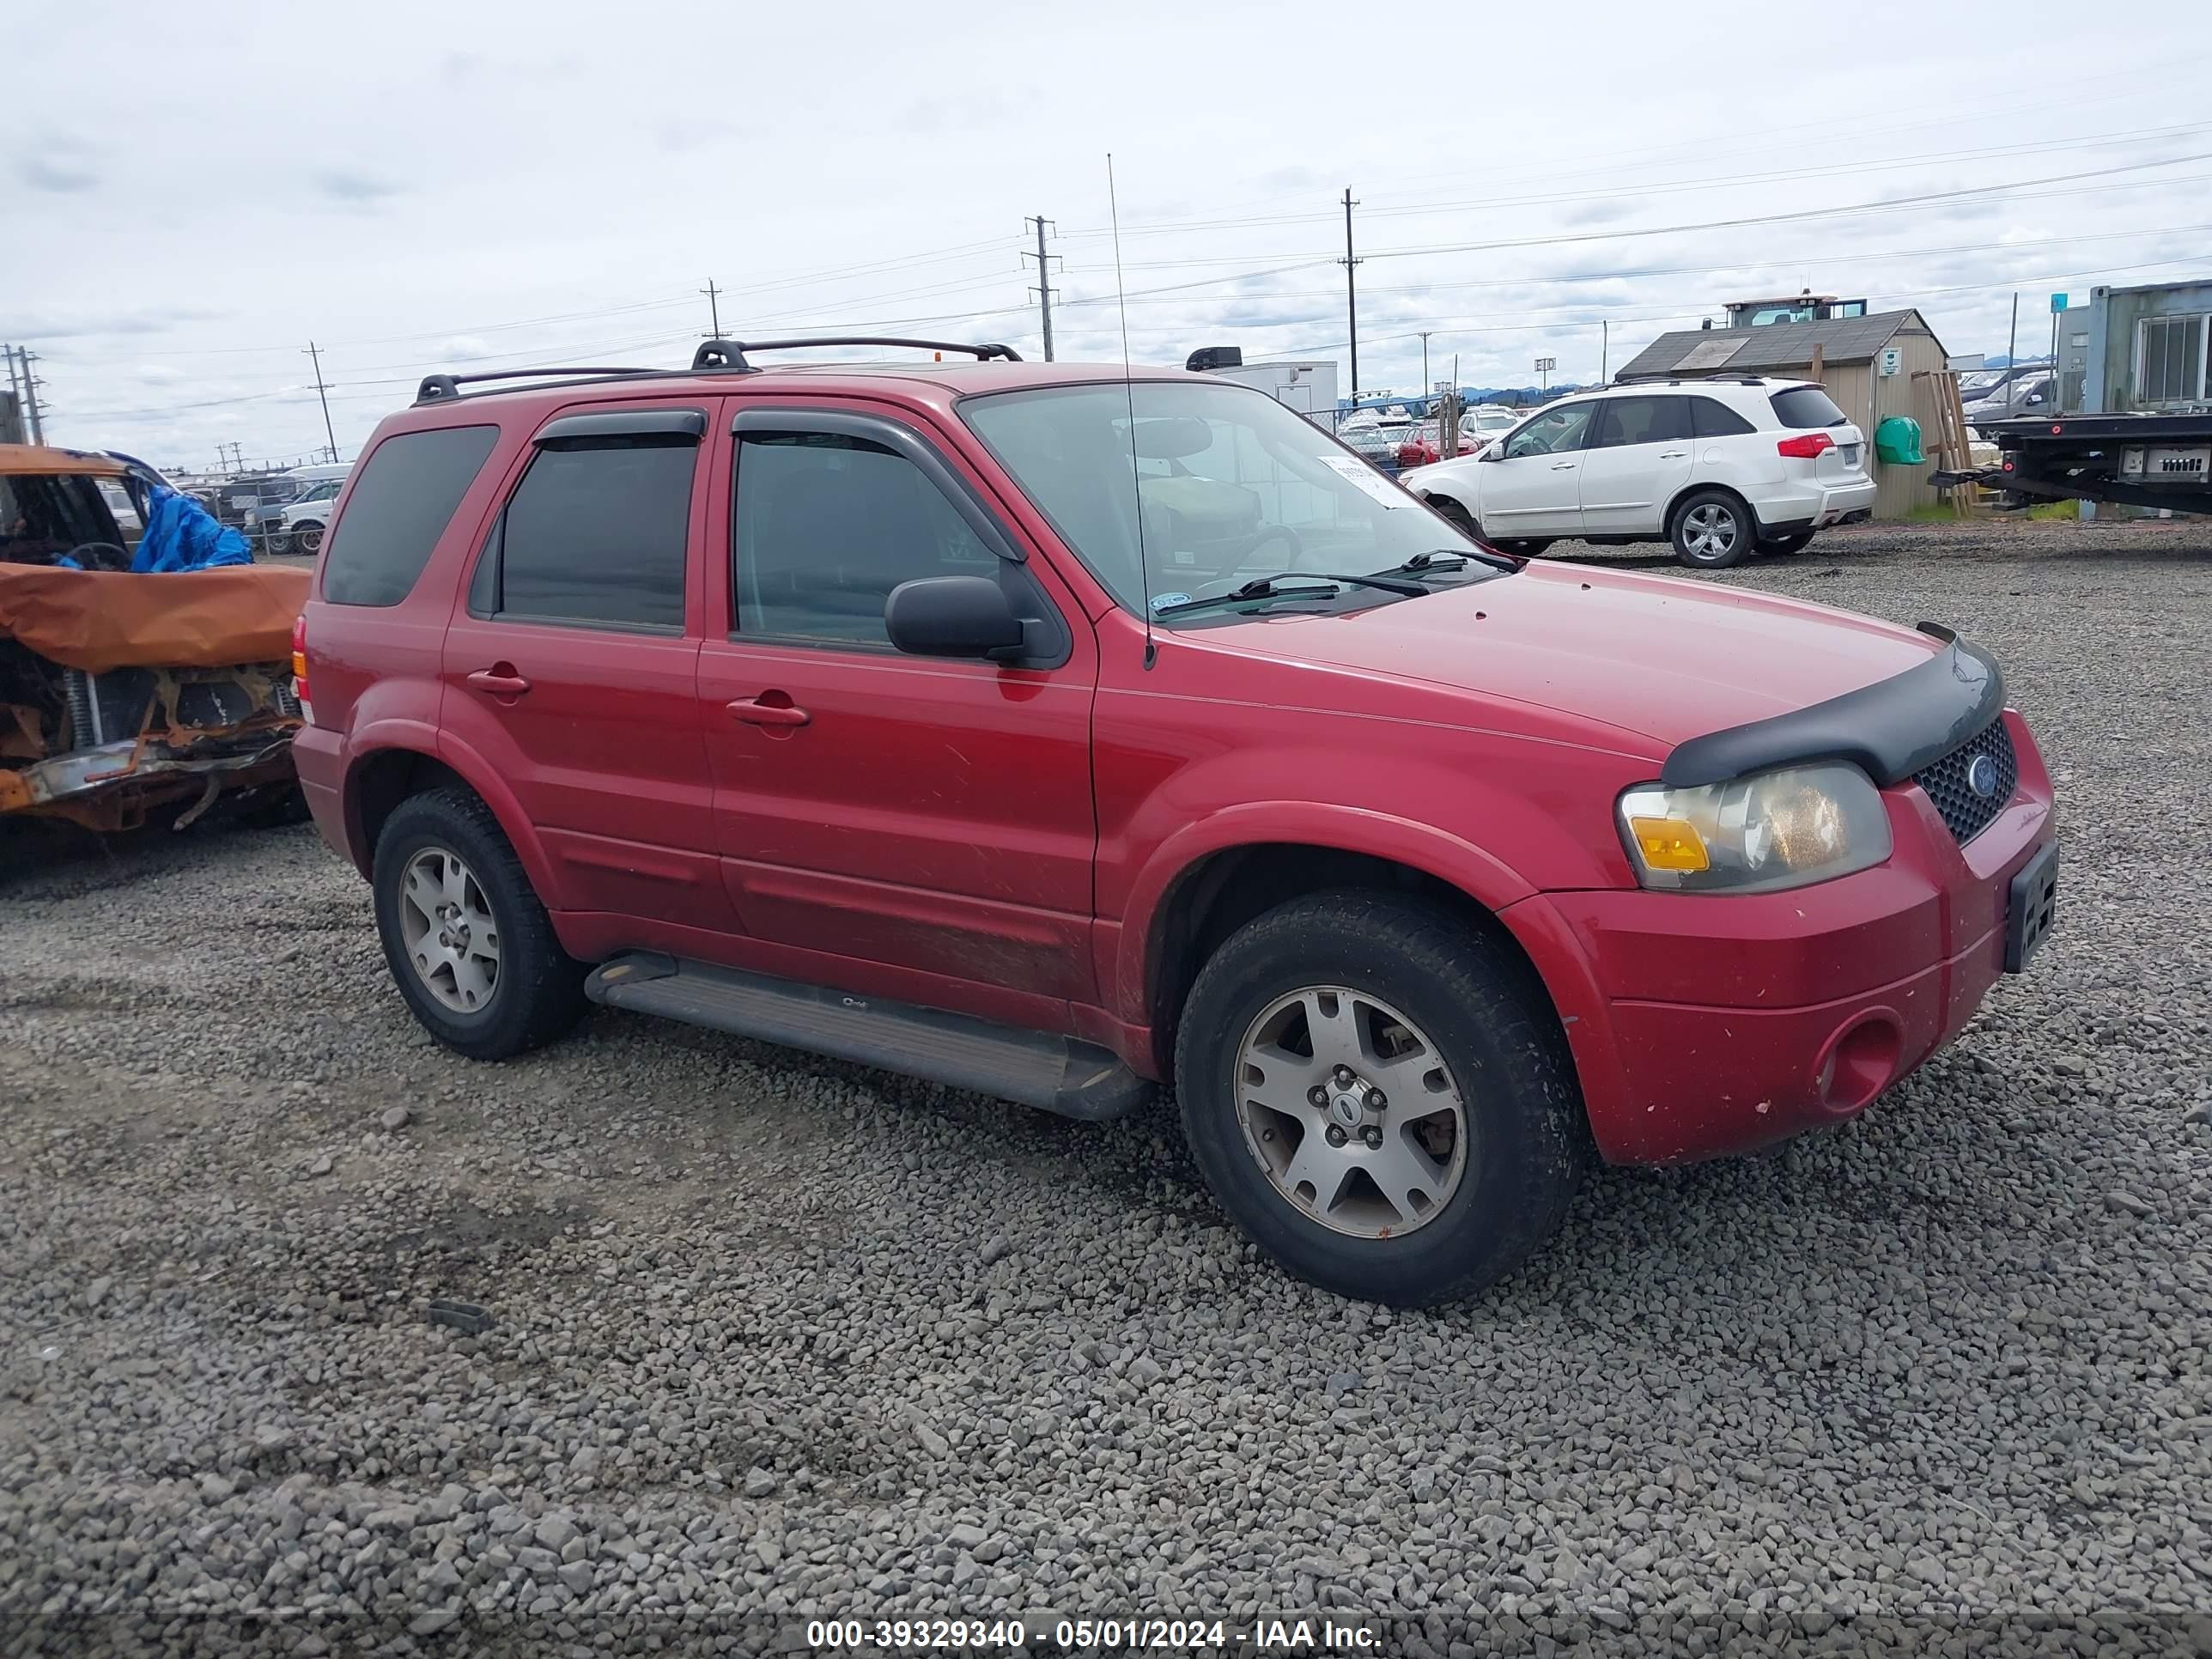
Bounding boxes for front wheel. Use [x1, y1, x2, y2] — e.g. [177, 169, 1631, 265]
[1174, 891, 1585, 1305]
[1671, 490, 1753, 568]
[1425, 494, 1478, 536]
[294, 520, 325, 556]
[1476, 520, 1553, 557]
[372, 787, 586, 1060]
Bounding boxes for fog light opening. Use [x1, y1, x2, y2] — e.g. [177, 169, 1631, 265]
[1817, 1013, 1904, 1115]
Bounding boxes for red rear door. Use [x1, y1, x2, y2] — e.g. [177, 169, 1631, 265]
[438, 401, 735, 933]
[696, 400, 1098, 1016]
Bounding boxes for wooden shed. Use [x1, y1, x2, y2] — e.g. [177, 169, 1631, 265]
[1616, 308, 1952, 519]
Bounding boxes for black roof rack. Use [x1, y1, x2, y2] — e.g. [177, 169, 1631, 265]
[416, 365, 661, 405]
[690, 336, 1024, 372]
[413, 337, 1024, 407]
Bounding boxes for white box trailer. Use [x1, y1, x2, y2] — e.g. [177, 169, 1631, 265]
[1186, 349, 1340, 423]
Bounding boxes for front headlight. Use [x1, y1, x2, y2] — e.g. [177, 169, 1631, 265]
[1616, 763, 1893, 893]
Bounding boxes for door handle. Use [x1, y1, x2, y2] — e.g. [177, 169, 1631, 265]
[1550, 460, 1577, 470]
[466, 667, 532, 696]
[1658, 450, 1687, 458]
[726, 696, 811, 729]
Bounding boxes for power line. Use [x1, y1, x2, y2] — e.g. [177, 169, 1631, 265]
[1066, 119, 2211, 241]
[1056, 157, 2212, 309]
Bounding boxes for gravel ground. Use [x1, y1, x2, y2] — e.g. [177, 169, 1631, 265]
[3, 516, 2208, 1657]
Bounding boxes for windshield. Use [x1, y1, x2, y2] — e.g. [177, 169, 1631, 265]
[962, 380, 1495, 624]
[0, 473, 124, 565]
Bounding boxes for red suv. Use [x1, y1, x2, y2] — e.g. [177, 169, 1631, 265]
[294, 337, 2058, 1305]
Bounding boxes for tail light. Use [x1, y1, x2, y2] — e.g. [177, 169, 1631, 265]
[1776, 433, 1836, 459]
[291, 614, 312, 711]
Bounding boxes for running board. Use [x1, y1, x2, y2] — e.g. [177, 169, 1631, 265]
[583, 952, 1151, 1121]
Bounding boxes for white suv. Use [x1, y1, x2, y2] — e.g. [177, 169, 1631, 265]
[1398, 378, 1876, 568]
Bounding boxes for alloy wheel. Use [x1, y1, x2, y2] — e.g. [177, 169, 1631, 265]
[398, 847, 501, 1013]
[1233, 986, 1469, 1239]
[1682, 502, 1740, 561]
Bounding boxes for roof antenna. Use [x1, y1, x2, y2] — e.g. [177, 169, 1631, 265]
[1108, 152, 1156, 672]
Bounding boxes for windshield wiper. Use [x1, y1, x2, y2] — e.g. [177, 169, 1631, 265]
[1369, 547, 1520, 577]
[1151, 571, 1427, 618]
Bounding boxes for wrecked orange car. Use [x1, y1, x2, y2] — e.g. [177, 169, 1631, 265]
[0, 445, 307, 833]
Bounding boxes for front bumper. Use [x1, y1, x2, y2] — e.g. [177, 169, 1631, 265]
[1504, 710, 2056, 1164]
[0, 728, 297, 830]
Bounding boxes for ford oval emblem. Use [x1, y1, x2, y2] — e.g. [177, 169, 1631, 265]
[1966, 753, 2000, 800]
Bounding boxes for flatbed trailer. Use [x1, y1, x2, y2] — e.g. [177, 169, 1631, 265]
[1930, 410, 2211, 515]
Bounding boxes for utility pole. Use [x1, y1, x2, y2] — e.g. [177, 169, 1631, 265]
[1601, 319, 1609, 385]
[3, 346, 22, 442]
[1340, 188, 1362, 398]
[2007, 292, 2019, 369]
[21, 349, 46, 444]
[1021, 216, 1059, 361]
[1419, 331, 1432, 402]
[303, 341, 338, 462]
[700, 278, 724, 339]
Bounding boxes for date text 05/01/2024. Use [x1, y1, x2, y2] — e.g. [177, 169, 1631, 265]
[805, 1616, 1382, 1651]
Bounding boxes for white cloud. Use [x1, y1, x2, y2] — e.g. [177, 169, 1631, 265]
[4, 0, 2194, 463]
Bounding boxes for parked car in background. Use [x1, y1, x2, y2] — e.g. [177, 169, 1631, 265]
[1337, 408, 1414, 465]
[1961, 371, 2053, 432]
[1401, 378, 1875, 567]
[1395, 420, 1486, 470]
[270, 477, 346, 555]
[294, 341, 2057, 1306]
[0, 444, 307, 832]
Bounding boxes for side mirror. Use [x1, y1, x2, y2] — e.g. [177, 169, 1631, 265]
[1479, 442, 1506, 461]
[884, 574, 1025, 662]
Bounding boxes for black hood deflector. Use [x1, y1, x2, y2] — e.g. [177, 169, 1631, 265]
[1659, 626, 2003, 789]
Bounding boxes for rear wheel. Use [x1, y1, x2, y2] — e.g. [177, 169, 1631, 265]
[372, 788, 586, 1060]
[1174, 891, 1585, 1306]
[1671, 489, 1753, 568]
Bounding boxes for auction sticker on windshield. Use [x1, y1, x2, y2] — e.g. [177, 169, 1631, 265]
[1320, 455, 1406, 507]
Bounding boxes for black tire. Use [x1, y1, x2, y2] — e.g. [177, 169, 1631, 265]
[295, 521, 325, 556]
[371, 787, 586, 1060]
[1425, 494, 1478, 535]
[1476, 520, 1554, 557]
[1174, 890, 1586, 1306]
[1669, 489, 1753, 568]
[1759, 529, 1815, 556]
[237, 784, 312, 829]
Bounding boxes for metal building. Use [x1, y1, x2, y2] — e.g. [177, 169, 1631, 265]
[2078, 278, 2212, 415]
[1614, 308, 1953, 520]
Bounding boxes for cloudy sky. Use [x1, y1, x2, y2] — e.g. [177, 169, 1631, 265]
[7, 0, 2208, 471]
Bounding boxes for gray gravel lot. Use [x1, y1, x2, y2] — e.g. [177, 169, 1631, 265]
[3, 516, 2209, 1656]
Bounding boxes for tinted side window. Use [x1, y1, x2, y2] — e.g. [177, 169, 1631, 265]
[734, 433, 997, 645]
[1770, 386, 1849, 428]
[323, 425, 497, 606]
[1502, 403, 1595, 459]
[1690, 397, 1758, 438]
[494, 438, 696, 629]
[1589, 397, 1690, 448]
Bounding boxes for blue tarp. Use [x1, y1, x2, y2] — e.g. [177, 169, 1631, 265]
[131, 486, 252, 574]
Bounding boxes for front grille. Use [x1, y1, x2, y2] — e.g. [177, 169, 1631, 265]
[1913, 717, 2018, 844]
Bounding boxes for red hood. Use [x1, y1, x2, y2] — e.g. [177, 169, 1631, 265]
[1219, 561, 1942, 749]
